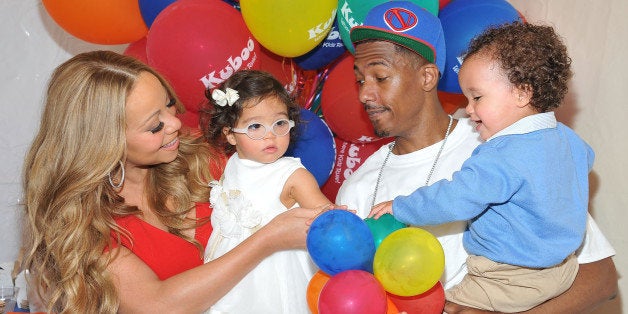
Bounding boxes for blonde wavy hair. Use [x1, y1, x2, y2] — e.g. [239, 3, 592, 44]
[22, 51, 214, 313]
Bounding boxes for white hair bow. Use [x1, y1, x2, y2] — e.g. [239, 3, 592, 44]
[211, 87, 239, 107]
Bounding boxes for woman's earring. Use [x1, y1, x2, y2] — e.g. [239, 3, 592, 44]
[108, 160, 125, 189]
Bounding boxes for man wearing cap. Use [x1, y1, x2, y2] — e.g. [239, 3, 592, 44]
[335, 1, 617, 312]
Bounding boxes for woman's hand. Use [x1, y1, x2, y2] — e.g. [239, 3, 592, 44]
[262, 207, 323, 251]
[307, 203, 352, 224]
[262, 203, 356, 251]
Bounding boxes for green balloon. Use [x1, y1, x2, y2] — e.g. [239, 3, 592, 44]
[336, 0, 440, 53]
[364, 214, 407, 248]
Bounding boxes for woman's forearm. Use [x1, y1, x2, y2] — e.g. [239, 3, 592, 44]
[112, 207, 315, 313]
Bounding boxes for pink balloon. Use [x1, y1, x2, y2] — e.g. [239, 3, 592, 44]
[146, 0, 260, 113]
[319, 270, 387, 314]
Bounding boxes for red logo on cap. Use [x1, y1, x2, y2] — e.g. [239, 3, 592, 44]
[383, 7, 417, 32]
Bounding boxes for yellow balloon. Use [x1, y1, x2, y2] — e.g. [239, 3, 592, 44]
[240, 0, 338, 57]
[373, 227, 445, 296]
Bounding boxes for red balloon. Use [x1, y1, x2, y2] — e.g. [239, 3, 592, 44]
[124, 37, 148, 64]
[177, 110, 201, 131]
[438, 91, 467, 114]
[208, 146, 229, 181]
[147, 0, 260, 113]
[296, 69, 325, 109]
[319, 270, 387, 314]
[321, 136, 392, 201]
[518, 10, 528, 23]
[439, 0, 453, 10]
[387, 281, 446, 314]
[321, 54, 387, 144]
[258, 47, 299, 95]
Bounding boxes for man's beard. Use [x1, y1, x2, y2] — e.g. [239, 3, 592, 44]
[372, 124, 389, 138]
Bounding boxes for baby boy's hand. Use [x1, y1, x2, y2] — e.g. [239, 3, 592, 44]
[369, 200, 394, 219]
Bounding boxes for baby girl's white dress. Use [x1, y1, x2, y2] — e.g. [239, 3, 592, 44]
[204, 153, 317, 314]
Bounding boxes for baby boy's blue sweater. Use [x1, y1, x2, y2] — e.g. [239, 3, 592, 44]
[393, 117, 594, 268]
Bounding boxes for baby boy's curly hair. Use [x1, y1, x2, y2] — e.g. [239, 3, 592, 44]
[464, 22, 572, 113]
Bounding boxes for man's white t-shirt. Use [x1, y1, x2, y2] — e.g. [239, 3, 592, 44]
[336, 118, 615, 289]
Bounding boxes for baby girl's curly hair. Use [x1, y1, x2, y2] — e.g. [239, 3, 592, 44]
[463, 21, 573, 113]
[200, 70, 301, 155]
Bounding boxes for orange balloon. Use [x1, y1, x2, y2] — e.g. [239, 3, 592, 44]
[386, 297, 400, 314]
[42, 0, 148, 45]
[306, 271, 331, 314]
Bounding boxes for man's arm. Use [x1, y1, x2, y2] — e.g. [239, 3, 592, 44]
[525, 257, 617, 314]
[443, 257, 618, 314]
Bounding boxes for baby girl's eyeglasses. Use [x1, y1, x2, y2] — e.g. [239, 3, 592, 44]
[231, 119, 295, 140]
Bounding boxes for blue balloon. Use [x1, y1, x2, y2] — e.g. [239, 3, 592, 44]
[307, 210, 376, 275]
[222, 0, 241, 11]
[438, 0, 522, 93]
[285, 108, 335, 186]
[294, 19, 347, 70]
[139, 0, 175, 27]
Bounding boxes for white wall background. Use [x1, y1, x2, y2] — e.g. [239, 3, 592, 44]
[0, 0, 624, 312]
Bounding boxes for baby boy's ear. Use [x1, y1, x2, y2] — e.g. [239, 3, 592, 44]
[516, 84, 533, 108]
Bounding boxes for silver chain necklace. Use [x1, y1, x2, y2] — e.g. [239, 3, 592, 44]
[371, 115, 454, 208]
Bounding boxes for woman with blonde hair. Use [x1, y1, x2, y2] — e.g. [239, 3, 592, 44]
[22, 50, 321, 313]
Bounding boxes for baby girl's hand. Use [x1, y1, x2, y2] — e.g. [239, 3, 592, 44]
[306, 203, 355, 225]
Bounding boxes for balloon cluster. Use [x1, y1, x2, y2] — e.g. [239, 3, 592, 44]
[307, 210, 446, 314]
[42, 0, 523, 193]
